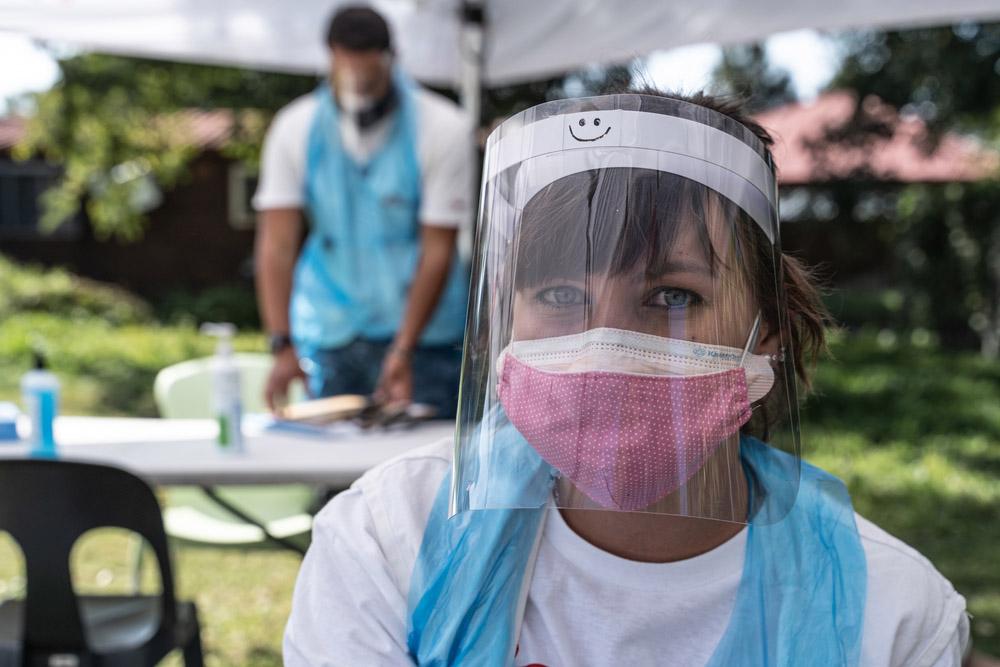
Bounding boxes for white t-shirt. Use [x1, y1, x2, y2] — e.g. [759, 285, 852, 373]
[284, 439, 970, 667]
[253, 87, 474, 229]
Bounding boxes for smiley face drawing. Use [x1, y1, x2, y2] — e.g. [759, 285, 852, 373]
[568, 116, 611, 142]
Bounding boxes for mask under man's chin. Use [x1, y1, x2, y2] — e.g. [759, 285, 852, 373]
[338, 91, 375, 113]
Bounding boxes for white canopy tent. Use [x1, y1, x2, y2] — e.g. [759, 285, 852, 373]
[3, 0, 1000, 85]
[2, 0, 1000, 121]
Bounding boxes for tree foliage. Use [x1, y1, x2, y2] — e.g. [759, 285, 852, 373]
[825, 22, 1000, 357]
[17, 54, 317, 241]
[711, 44, 795, 112]
[833, 23, 1000, 140]
[19, 52, 633, 243]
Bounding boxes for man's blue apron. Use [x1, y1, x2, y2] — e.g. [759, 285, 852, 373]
[407, 420, 867, 666]
[291, 71, 468, 357]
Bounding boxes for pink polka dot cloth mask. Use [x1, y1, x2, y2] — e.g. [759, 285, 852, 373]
[497, 327, 776, 512]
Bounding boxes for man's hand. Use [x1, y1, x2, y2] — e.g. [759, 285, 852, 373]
[266, 347, 307, 411]
[374, 348, 413, 405]
[255, 208, 304, 411]
[376, 225, 458, 406]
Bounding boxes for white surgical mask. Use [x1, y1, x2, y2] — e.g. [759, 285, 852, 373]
[335, 68, 375, 111]
[338, 89, 375, 114]
[499, 327, 776, 403]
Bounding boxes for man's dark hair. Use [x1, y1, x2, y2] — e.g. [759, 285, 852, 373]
[325, 5, 392, 51]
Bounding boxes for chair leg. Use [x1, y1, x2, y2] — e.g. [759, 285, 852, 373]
[182, 609, 205, 667]
[182, 632, 204, 667]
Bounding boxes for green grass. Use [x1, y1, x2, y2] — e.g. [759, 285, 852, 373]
[0, 313, 265, 416]
[0, 255, 151, 327]
[803, 329, 1000, 655]
[0, 255, 263, 416]
[1, 321, 997, 661]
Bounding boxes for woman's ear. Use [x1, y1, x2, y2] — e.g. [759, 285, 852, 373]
[753, 318, 780, 358]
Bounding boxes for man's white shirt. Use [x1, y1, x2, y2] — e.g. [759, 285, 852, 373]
[284, 439, 970, 667]
[253, 87, 474, 230]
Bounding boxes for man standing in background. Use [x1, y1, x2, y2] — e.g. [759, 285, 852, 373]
[253, 5, 473, 417]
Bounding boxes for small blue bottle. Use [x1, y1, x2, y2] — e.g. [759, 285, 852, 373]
[0, 402, 19, 442]
[21, 352, 59, 458]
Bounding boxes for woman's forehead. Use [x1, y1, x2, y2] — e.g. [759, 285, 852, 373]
[634, 209, 739, 281]
[511, 168, 750, 287]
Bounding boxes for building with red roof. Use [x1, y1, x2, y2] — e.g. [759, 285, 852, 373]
[758, 90, 997, 185]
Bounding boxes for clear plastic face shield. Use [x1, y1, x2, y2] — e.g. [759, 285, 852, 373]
[452, 95, 801, 524]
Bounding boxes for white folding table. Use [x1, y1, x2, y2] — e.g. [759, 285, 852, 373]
[0, 416, 455, 488]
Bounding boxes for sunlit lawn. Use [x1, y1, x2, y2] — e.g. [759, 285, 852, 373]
[1, 329, 998, 662]
[804, 331, 1000, 656]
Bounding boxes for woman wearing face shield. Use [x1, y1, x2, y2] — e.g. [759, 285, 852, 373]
[284, 91, 970, 667]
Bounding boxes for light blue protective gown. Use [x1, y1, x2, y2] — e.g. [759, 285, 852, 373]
[291, 72, 468, 357]
[407, 419, 866, 667]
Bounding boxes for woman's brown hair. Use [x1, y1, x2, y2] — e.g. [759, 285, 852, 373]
[662, 89, 831, 390]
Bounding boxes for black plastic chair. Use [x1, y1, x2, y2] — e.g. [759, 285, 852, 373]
[0, 459, 203, 666]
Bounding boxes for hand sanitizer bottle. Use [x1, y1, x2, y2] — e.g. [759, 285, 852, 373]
[201, 323, 244, 453]
[21, 351, 59, 458]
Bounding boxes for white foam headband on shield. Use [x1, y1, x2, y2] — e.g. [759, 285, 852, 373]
[483, 105, 779, 244]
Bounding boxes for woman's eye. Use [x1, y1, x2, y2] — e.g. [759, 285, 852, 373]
[537, 286, 586, 307]
[648, 288, 700, 309]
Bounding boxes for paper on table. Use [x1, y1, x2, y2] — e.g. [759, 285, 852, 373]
[243, 413, 363, 439]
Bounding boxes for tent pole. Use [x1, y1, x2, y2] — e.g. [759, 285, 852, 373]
[459, 0, 485, 127]
[458, 0, 485, 263]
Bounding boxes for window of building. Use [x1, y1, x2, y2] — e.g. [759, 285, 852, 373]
[0, 158, 82, 240]
[227, 162, 259, 230]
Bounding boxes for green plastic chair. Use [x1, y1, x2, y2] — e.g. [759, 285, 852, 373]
[153, 353, 314, 550]
[153, 353, 306, 418]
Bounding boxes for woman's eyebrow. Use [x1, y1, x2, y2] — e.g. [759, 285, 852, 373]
[646, 260, 713, 278]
